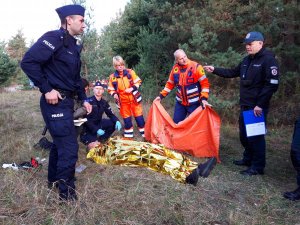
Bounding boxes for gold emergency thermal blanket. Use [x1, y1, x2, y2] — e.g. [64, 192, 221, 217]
[86, 138, 199, 183]
[145, 100, 221, 160]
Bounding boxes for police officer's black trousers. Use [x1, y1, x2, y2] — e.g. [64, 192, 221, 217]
[239, 109, 268, 171]
[291, 117, 300, 186]
[80, 119, 115, 144]
[40, 96, 78, 200]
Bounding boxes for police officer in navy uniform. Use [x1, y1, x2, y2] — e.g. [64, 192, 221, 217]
[21, 4, 92, 201]
[204, 31, 279, 176]
[80, 81, 122, 150]
[283, 116, 300, 201]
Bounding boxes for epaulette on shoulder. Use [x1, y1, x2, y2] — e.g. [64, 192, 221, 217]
[42, 30, 62, 38]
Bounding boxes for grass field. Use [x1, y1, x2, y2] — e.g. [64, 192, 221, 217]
[0, 90, 299, 225]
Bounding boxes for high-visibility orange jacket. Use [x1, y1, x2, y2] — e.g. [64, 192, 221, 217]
[160, 60, 210, 106]
[108, 69, 142, 104]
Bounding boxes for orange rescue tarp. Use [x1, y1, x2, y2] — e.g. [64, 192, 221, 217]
[145, 100, 221, 160]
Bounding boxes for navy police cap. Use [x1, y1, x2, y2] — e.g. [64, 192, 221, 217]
[94, 81, 108, 89]
[56, 4, 85, 20]
[94, 81, 104, 87]
[243, 31, 264, 44]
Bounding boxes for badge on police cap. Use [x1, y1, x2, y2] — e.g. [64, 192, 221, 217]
[243, 31, 264, 44]
[94, 81, 103, 87]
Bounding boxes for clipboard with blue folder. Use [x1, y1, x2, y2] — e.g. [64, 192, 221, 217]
[243, 110, 266, 137]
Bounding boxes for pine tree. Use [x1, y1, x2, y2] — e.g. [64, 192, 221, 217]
[0, 42, 17, 86]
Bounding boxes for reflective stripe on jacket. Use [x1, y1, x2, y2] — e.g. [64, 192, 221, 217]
[108, 69, 142, 104]
[160, 60, 210, 106]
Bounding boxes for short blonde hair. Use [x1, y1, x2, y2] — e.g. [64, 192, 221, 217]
[113, 55, 125, 67]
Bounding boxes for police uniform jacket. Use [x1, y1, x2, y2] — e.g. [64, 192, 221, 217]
[21, 28, 87, 101]
[213, 48, 279, 109]
[84, 96, 119, 134]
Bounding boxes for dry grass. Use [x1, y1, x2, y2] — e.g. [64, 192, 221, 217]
[0, 90, 299, 225]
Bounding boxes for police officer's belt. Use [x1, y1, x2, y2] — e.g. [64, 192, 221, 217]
[56, 89, 77, 99]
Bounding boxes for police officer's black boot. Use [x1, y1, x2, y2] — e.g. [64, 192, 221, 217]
[59, 188, 77, 202]
[240, 167, 264, 176]
[58, 179, 78, 202]
[283, 187, 300, 201]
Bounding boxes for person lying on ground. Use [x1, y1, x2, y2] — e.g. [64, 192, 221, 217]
[87, 137, 217, 186]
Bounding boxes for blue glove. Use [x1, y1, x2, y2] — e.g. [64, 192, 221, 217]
[115, 121, 122, 131]
[97, 129, 105, 136]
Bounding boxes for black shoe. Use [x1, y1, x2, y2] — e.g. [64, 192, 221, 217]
[198, 157, 217, 178]
[283, 187, 300, 201]
[185, 168, 199, 186]
[240, 168, 264, 176]
[185, 157, 217, 186]
[233, 159, 251, 166]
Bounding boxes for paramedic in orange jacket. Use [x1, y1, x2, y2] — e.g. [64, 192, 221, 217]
[155, 49, 210, 123]
[108, 56, 145, 138]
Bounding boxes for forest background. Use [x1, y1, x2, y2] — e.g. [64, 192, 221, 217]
[1, 0, 299, 124]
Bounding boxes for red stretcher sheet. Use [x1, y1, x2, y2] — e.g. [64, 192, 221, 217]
[145, 100, 221, 160]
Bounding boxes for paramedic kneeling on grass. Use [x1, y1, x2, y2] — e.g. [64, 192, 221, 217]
[204, 31, 279, 176]
[80, 81, 121, 150]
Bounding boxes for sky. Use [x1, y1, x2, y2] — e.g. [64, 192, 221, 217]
[0, 0, 129, 44]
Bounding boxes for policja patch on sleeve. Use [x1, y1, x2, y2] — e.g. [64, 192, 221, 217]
[42, 40, 56, 50]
